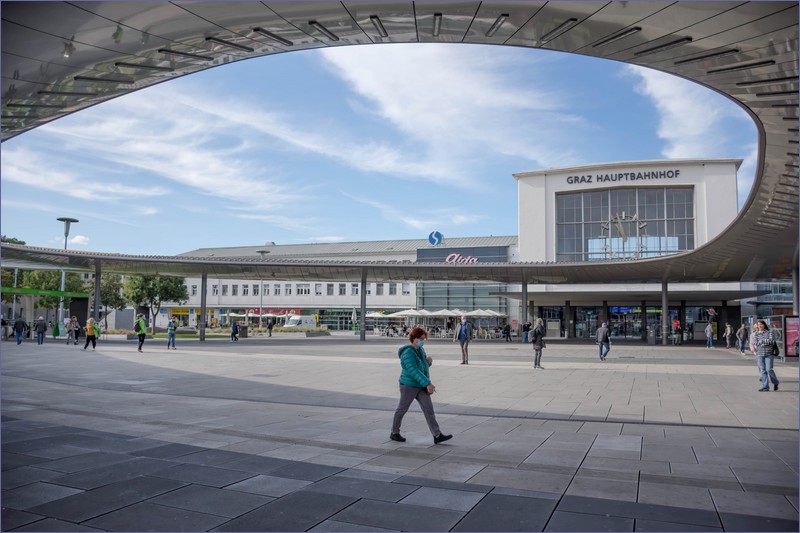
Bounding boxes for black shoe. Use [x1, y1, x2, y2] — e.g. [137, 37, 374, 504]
[434, 433, 452, 444]
[389, 433, 406, 442]
[758, 387, 769, 391]
[774, 384, 779, 391]
[460, 362, 466, 365]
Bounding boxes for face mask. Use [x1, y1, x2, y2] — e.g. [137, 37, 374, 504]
[417, 340, 425, 347]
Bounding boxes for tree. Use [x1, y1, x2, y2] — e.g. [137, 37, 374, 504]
[1, 236, 26, 245]
[124, 275, 189, 334]
[2, 236, 27, 304]
[25, 271, 85, 311]
[86, 273, 127, 330]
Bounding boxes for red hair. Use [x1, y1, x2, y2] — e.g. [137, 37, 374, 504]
[409, 326, 427, 342]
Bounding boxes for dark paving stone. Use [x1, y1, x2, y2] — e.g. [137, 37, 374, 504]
[452, 493, 556, 532]
[393, 475, 494, 494]
[1, 508, 44, 530]
[27, 475, 187, 522]
[25, 445, 97, 460]
[333, 499, 464, 532]
[2, 466, 63, 490]
[718, 512, 800, 532]
[558, 495, 722, 528]
[50, 457, 179, 490]
[1, 452, 49, 471]
[640, 472, 743, 492]
[215, 455, 295, 474]
[33, 451, 135, 474]
[2, 435, 101, 454]
[8, 517, 105, 531]
[2, 482, 84, 510]
[308, 519, 398, 532]
[213, 491, 357, 532]
[635, 518, 723, 531]
[546, 510, 634, 531]
[150, 463, 256, 488]
[301, 475, 418, 502]
[84, 501, 229, 532]
[131, 442, 207, 459]
[149, 483, 273, 518]
[172, 449, 249, 466]
[268, 462, 345, 482]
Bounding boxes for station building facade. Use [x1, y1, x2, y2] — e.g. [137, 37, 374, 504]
[161, 158, 772, 341]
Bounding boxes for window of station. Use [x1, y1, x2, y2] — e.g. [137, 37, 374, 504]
[222, 285, 228, 296]
[376, 283, 384, 296]
[402, 283, 411, 295]
[315, 283, 323, 296]
[212, 285, 218, 296]
[389, 283, 397, 296]
[297, 283, 310, 295]
[232, 285, 238, 296]
[285, 284, 292, 296]
[274, 284, 280, 296]
[241, 285, 248, 296]
[191, 285, 197, 296]
[253, 284, 259, 296]
[339, 283, 346, 296]
[351, 284, 359, 296]
[327, 283, 334, 296]
[263, 283, 270, 296]
[556, 187, 694, 262]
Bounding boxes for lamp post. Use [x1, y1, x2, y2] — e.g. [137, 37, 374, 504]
[256, 250, 270, 328]
[56, 217, 79, 326]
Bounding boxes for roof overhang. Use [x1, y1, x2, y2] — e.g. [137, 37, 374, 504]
[494, 290, 769, 306]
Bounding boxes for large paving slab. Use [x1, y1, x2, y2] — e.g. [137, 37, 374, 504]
[2, 336, 797, 531]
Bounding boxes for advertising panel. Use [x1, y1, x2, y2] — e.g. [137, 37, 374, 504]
[416, 246, 509, 263]
[785, 316, 798, 357]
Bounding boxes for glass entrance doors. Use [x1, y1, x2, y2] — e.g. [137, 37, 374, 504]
[608, 306, 642, 339]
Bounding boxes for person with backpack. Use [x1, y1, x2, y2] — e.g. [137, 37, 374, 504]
[134, 314, 147, 352]
[231, 321, 239, 342]
[83, 317, 99, 351]
[167, 317, 178, 350]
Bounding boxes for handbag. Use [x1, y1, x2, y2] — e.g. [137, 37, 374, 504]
[772, 343, 780, 356]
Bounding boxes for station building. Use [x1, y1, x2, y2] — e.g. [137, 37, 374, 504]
[163, 158, 772, 341]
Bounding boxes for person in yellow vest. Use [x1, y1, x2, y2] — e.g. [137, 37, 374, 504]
[83, 318, 99, 351]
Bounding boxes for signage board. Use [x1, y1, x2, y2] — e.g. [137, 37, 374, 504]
[416, 246, 508, 263]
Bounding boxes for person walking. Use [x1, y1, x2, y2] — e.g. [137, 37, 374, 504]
[453, 315, 473, 364]
[13, 316, 28, 345]
[705, 322, 714, 348]
[67, 315, 80, 345]
[751, 319, 779, 392]
[502, 323, 512, 342]
[167, 317, 178, 350]
[34, 316, 47, 345]
[672, 322, 683, 345]
[736, 323, 749, 354]
[522, 321, 531, 343]
[596, 321, 611, 361]
[723, 323, 734, 349]
[83, 318, 99, 350]
[267, 317, 274, 337]
[390, 326, 452, 445]
[531, 317, 546, 369]
[134, 313, 147, 352]
[231, 321, 239, 342]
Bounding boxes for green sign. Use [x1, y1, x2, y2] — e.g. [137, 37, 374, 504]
[0, 287, 89, 298]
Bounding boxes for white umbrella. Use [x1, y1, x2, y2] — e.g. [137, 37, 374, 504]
[465, 309, 492, 317]
[427, 309, 460, 317]
[385, 309, 425, 317]
[365, 311, 388, 318]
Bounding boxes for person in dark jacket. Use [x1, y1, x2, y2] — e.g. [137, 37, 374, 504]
[34, 316, 47, 345]
[596, 322, 611, 361]
[13, 317, 28, 345]
[231, 321, 239, 342]
[453, 315, 474, 364]
[736, 323, 749, 354]
[502, 324, 512, 342]
[390, 326, 452, 445]
[531, 318, 546, 369]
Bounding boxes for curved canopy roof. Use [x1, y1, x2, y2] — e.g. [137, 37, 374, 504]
[1, 2, 797, 284]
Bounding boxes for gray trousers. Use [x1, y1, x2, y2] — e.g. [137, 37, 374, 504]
[391, 384, 440, 437]
[459, 340, 470, 362]
[534, 348, 543, 366]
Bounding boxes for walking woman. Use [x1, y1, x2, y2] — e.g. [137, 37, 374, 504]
[390, 326, 452, 445]
[531, 318, 546, 369]
[736, 323, 749, 354]
[67, 315, 80, 345]
[751, 319, 780, 392]
[83, 317, 99, 351]
[134, 313, 147, 352]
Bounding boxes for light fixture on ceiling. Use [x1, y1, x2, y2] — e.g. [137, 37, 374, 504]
[309, 20, 339, 41]
[206, 36, 254, 52]
[62, 36, 76, 58]
[736, 75, 797, 88]
[673, 48, 739, 65]
[252, 27, 293, 46]
[115, 61, 175, 72]
[592, 26, 641, 47]
[432, 13, 442, 36]
[634, 36, 692, 57]
[707, 60, 776, 74]
[541, 18, 578, 44]
[485, 14, 509, 37]
[112, 25, 123, 44]
[38, 90, 98, 97]
[158, 48, 214, 61]
[139, 32, 149, 45]
[74, 75, 133, 84]
[370, 15, 388, 38]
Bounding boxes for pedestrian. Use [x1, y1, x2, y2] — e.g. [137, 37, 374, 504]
[596, 321, 611, 361]
[502, 323, 512, 342]
[267, 317, 274, 337]
[134, 313, 147, 352]
[751, 319, 779, 392]
[83, 318, 99, 350]
[705, 322, 714, 348]
[724, 323, 734, 349]
[13, 316, 28, 345]
[452, 315, 473, 364]
[167, 316, 178, 350]
[522, 321, 531, 343]
[672, 322, 683, 346]
[231, 321, 239, 342]
[34, 316, 47, 345]
[736, 323, 749, 354]
[67, 315, 80, 345]
[531, 317, 546, 369]
[390, 326, 452, 445]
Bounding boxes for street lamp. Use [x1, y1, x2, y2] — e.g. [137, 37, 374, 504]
[256, 250, 270, 328]
[56, 217, 79, 326]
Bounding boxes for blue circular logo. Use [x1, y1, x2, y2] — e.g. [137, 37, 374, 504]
[428, 231, 443, 246]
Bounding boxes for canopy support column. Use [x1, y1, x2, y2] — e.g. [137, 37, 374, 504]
[662, 281, 669, 345]
[93, 262, 101, 323]
[359, 269, 367, 342]
[200, 271, 207, 342]
[520, 273, 528, 342]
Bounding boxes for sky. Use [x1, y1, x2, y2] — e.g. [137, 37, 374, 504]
[1, 43, 757, 256]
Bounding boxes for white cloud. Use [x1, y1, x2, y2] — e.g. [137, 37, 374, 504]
[69, 235, 89, 246]
[294, 236, 345, 243]
[0, 199, 137, 227]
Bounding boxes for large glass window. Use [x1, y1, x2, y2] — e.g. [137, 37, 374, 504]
[556, 187, 694, 261]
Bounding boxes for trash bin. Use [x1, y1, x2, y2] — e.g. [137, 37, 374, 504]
[239, 325, 248, 338]
[647, 327, 656, 345]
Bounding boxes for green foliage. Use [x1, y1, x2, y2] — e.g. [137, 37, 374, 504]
[25, 271, 84, 309]
[1, 236, 26, 245]
[1, 268, 25, 304]
[86, 273, 127, 329]
[123, 275, 189, 334]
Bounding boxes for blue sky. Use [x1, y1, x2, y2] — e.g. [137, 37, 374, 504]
[1, 43, 756, 256]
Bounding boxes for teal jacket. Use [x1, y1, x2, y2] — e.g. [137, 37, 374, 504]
[398, 344, 431, 388]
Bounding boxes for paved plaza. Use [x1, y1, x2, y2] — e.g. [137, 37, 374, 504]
[2, 334, 798, 532]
